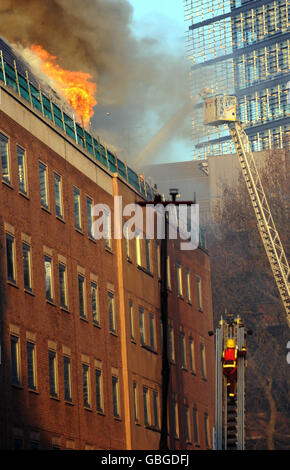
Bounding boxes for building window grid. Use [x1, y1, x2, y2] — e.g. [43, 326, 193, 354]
[200, 343, 207, 380]
[129, 300, 134, 340]
[11, 334, 20, 386]
[64, 355, 72, 402]
[104, 209, 111, 250]
[187, 2, 289, 159]
[86, 196, 94, 238]
[73, 186, 82, 230]
[149, 313, 155, 350]
[143, 386, 150, 427]
[78, 274, 86, 319]
[95, 368, 103, 412]
[22, 242, 32, 292]
[180, 332, 187, 369]
[91, 282, 99, 325]
[39, 161, 49, 209]
[189, 337, 196, 374]
[17, 145, 27, 195]
[82, 363, 91, 408]
[112, 375, 120, 418]
[108, 291, 116, 333]
[185, 404, 191, 443]
[193, 407, 199, 444]
[6, 233, 16, 284]
[172, 398, 179, 439]
[54, 172, 63, 219]
[133, 381, 138, 423]
[0, 132, 10, 183]
[44, 255, 53, 302]
[59, 263, 68, 309]
[168, 325, 175, 363]
[139, 307, 145, 346]
[153, 390, 159, 429]
[48, 349, 58, 398]
[27, 341, 36, 391]
[185, 269, 191, 303]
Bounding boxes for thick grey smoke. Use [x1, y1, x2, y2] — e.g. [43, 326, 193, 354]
[0, 0, 192, 165]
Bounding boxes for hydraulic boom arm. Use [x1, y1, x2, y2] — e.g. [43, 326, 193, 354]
[203, 95, 290, 327]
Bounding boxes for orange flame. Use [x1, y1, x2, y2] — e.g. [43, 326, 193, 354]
[30, 44, 97, 126]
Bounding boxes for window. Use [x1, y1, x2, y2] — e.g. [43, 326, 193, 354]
[189, 337, 196, 374]
[17, 146, 27, 195]
[135, 233, 142, 266]
[6, 233, 16, 283]
[82, 363, 91, 408]
[133, 382, 138, 423]
[204, 413, 210, 448]
[193, 407, 199, 444]
[167, 256, 171, 289]
[129, 300, 134, 340]
[139, 307, 145, 346]
[143, 386, 150, 426]
[200, 343, 207, 379]
[149, 313, 155, 350]
[48, 349, 58, 398]
[185, 404, 191, 443]
[64, 356, 72, 402]
[104, 209, 111, 250]
[185, 269, 191, 303]
[145, 239, 151, 272]
[125, 225, 130, 259]
[78, 274, 86, 319]
[22, 243, 32, 291]
[153, 391, 159, 429]
[13, 436, 24, 450]
[27, 341, 36, 390]
[168, 325, 175, 362]
[73, 186, 81, 230]
[0, 133, 10, 183]
[112, 375, 120, 418]
[95, 368, 103, 412]
[108, 291, 116, 333]
[86, 196, 93, 238]
[156, 243, 161, 279]
[172, 398, 179, 439]
[196, 276, 202, 310]
[11, 335, 20, 385]
[54, 173, 63, 218]
[91, 282, 99, 325]
[180, 333, 187, 369]
[59, 263, 68, 309]
[177, 264, 183, 296]
[44, 255, 53, 302]
[39, 162, 49, 208]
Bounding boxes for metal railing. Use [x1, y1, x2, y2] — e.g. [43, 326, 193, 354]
[0, 50, 154, 201]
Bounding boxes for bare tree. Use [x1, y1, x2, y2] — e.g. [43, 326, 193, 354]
[206, 148, 290, 449]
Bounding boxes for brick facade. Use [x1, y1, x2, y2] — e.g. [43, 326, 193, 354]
[0, 83, 215, 450]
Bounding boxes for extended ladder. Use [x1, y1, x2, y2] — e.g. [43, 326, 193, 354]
[228, 122, 290, 328]
[215, 316, 246, 450]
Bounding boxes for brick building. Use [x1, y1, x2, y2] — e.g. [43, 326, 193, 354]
[0, 44, 215, 450]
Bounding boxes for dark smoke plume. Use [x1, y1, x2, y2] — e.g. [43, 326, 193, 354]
[0, 0, 192, 165]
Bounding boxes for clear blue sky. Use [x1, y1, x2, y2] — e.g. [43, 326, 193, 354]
[128, 0, 186, 53]
[127, 0, 192, 165]
[129, 0, 185, 26]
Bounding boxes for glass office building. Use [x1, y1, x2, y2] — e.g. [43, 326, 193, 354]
[184, 0, 290, 159]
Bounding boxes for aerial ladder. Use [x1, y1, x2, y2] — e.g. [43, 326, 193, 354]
[203, 94, 290, 329]
[212, 315, 249, 450]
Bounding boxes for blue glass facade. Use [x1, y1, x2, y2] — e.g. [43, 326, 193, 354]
[185, 0, 290, 159]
